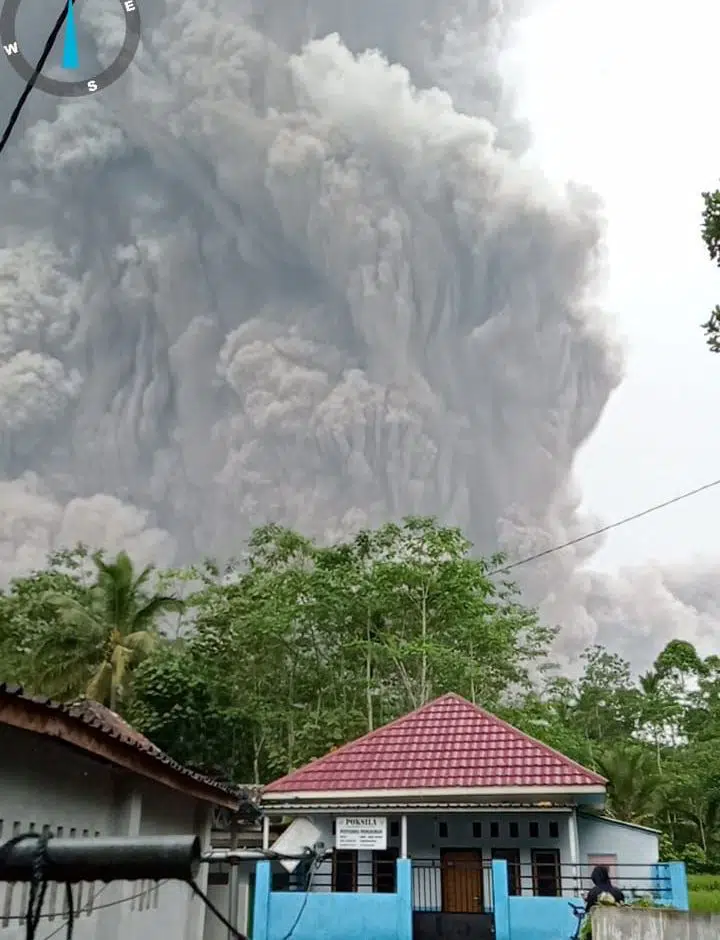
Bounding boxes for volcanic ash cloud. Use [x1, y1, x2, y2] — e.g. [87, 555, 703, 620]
[0, 0, 716, 664]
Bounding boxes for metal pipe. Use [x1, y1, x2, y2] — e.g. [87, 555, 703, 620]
[0, 835, 200, 883]
[202, 849, 313, 863]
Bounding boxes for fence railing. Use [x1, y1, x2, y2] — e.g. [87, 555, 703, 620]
[411, 858, 670, 908]
[268, 854, 670, 906]
[500, 861, 669, 902]
[270, 855, 400, 894]
[412, 857, 494, 912]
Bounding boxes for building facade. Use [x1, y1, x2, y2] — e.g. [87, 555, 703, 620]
[0, 683, 244, 940]
[253, 693, 688, 940]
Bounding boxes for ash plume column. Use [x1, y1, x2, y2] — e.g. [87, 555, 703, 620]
[0, 0, 717, 662]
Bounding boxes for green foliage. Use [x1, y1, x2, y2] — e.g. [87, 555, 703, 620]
[688, 874, 720, 913]
[6, 517, 720, 873]
[701, 186, 720, 351]
[0, 547, 184, 710]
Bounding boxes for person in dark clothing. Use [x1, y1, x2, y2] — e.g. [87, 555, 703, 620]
[585, 865, 625, 912]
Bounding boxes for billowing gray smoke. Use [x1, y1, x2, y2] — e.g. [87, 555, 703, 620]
[0, 0, 717, 665]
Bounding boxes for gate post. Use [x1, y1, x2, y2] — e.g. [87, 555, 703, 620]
[252, 861, 272, 940]
[667, 862, 689, 911]
[491, 860, 510, 940]
[396, 859, 413, 940]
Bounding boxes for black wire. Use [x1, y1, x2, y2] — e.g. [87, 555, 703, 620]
[489, 475, 720, 576]
[277, 856, 322, 940]
[0, 0, 78, 156]
[188, 879, 249, 940]
[0, 832, 74, 940]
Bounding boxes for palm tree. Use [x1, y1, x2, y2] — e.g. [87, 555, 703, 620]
[594, 745, 665, 825]
[33, 551, 184, 710]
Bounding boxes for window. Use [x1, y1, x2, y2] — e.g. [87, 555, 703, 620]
[472, 822, 482, 839]
[509, 822, 519, 838]
[492, 848, 521, 896]
[531, 849, 560, 897]
[490, 822, 499, 838]
[529, 821, 539, 838]
[549, 821, 559, 838]
[373, 848, 399, 893]
[389, 821, 400, 839]
[438, 821, 448, 839]
[332, 850, 358, 892]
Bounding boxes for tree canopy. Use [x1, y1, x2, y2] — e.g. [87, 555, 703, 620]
[1, 517, 719, 872]
[701, 185, 720, 351]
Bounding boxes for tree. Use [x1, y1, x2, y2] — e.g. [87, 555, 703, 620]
[595, 744, 665, 825]
[31, 550, 184, 709]
[0, 546, 95, 685]
[701, 186, 720, 351]
[128, 518, 552, 783]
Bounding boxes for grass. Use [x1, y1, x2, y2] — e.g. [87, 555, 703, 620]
[688, 874, 720, 914]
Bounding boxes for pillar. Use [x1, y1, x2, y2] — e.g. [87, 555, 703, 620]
[491, 859, 510, 940]
[667, 861, 689, 911]
[396, 860, 413, 940]
[252, 861, 272, 940]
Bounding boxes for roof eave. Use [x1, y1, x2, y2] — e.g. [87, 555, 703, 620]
[0, 688, 240, 809]
[262, 784, 606, 806]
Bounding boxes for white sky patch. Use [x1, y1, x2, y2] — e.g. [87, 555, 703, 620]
[504, 0, 720, 570]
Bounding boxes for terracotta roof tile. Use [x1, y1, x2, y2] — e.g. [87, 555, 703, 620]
[263, 693, 606, 794]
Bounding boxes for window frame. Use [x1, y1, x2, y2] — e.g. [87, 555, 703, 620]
[332, 849, 358, 892]
[531, 848, 561, 897]
[372, 847, 399, 893]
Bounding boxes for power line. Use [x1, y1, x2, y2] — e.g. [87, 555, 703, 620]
[0, 0, 76, 156]
[491, 475, 720, 575]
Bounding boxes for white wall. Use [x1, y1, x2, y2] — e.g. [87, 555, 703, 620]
[0, 723, 214, 940]
[272, 810, 660, 905]
[276, 811, 573, 901]
[577, 814, 659, 899]
[203, 862, 253, 940]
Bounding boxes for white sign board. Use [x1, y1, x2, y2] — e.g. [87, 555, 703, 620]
[335, 816, 387, 850]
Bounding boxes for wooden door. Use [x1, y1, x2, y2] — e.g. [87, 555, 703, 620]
[441, 850, 483, 912]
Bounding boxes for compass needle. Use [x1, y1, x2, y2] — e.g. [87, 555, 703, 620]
[0, 0, 140, 104]
[61, 0, 79, 70]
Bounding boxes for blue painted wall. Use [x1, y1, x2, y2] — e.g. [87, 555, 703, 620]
[491, 861, 580, 940]
[492, 858, 689, 940]
[252, 859, 412, 940]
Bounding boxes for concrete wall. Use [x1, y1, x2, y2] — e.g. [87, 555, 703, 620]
[578, 815, 659, 899]
[0, 723, 213, 940]
[492, 860, 689, 940]
[593, 906, 720, 940]
[203, 861, 254, 940]
[253, 860, 412, 940]
[280, 810, 572, 902]
[274, 809, 658, 904]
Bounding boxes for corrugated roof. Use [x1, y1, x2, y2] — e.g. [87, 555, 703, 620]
[264, 693, 606, 794]
[0, 682, 244, 806]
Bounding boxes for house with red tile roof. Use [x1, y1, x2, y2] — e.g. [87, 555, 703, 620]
[252, 694, 686, 940]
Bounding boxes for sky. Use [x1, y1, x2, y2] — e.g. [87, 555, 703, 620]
[505, 0, 720, 571]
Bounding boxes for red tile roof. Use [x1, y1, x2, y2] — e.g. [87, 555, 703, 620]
[264, 693, 606, 794]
